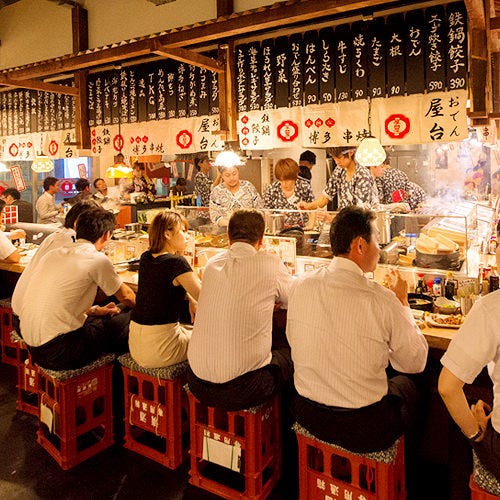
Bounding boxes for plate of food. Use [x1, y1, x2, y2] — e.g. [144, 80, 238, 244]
[425, 312, 465, 329]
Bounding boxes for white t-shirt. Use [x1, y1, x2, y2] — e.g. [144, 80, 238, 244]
[94, 186, 122, 212]
[287, 257, 428, 408]
[18, 240, 122, 347]
[441, 291, 500, 433]
[12, 228, 75, 315]
[188, 242, 295, 383]
[0, 233, 16, 260]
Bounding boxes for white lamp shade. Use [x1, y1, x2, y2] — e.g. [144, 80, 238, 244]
[354, 137, 386, 167]
[31, 155, 54, 173]
[213, 150, 245, 168]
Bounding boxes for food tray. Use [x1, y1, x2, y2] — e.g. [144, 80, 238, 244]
[425, 312, 464, 329]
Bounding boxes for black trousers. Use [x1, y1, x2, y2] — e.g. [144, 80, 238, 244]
[473, 426, 500, 483]
[28, 310, 131, 371]
[187, 347, 293, 412]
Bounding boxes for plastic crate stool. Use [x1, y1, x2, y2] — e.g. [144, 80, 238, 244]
[10, 330, 39, 417]
[36, 354, 115, 470]
[0, 297, 17, 366]
[118, 353, 189, 469]
[470, 450, 500, 499]
[187, 390, 281, 500]
[293, 423, 405, 500]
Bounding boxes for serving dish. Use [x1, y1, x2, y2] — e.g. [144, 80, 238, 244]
[425, 312, 464, 329]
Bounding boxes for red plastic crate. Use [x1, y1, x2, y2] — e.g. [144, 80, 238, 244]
[36, 355, 115, 470]
[294, 424, 405, 500]
[188, 391, 281, 500]
[0, 302, 17, 366]
[119, 354, 189, 469]
[10, 331, 39, 417]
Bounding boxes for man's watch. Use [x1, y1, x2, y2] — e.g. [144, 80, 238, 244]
[90, 305, 99, 316]
[467, 426, 484, 442]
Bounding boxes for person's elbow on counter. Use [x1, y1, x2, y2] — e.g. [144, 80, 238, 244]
[3, 249, 21, 263]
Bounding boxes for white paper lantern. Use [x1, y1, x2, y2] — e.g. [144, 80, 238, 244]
[31, 155, 54, 173]
[354, 137, 386, 167]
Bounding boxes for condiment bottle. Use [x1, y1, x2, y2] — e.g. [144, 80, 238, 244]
[415, 273, 426, 294]
[433, 277, 442, 297]
[444, 272, 457, 300]
[490, 266, 499, 293]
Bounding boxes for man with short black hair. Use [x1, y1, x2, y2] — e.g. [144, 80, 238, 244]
[1, 187, 33, 222]
[35, 176, 63, 223]
[69, 178, 92, 205]
[187, 208, 295, 411]
[287, 206, 428, 453]
[298, 150, 316, 181]
[17, 207, 136, 370]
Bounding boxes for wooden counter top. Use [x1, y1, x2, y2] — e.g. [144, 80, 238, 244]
[0, 260, 25, 274]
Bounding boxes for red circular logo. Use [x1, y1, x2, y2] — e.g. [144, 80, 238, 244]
[113, 134, 124, 151]
[60, 180, 74, 193]
[48, 140, 58, 156]
[8, 143, 18, 157]
[277, 120, 299, 142]
[385, 114, 411, 139]
[176, 130, 193, 149]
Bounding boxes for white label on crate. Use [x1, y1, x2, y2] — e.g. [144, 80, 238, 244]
[202, 430, 241, 472]
[40, 403, 54, 432]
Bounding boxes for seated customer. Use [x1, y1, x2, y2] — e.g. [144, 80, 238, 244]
[187, 209, 295, 411]
[0, 199, 22, 263]
[1, 187, 34, 223]
[17, 207, 136, 371]
[439, 294, 500, 482]
[129, 210, 201, 368]
[286, 206, 428, 452]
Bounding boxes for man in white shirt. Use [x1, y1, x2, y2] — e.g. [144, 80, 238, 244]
[35, 176, 63, 224]
[286, 206, 428, 453]
[187, 209, 295, 411]
[12, 199, 99, 317]
[17, 207, 136, 370]
[93, 177, 122, 212]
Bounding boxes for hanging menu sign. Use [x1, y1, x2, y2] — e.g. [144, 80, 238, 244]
[351, 22, 368, 100]
[425, 5, 447, 92]
[319, 28, 335, 104]
[0, 93, 6, 136]
[147, 64, 157, 120]
[236, 44, 248, 113]
[103, 72, 112, 125]
[24, 90, 31, 133]
[248, 41, 262, 111]
[209, 68, 219, 115]
[405, 10, 425, 95]
[42, 92, 50, 131]
[177, 62, 188, 118]
[127, 68, 136, 123]
[335, 25, 352, 102]
[290, 33, 303, 107]
[386, 14, 405, 97]
[12, 91, 19, 136]
[198, 67, 210, 116]
[166, 61, 177, 119]
[110, 71, 119, 125]
[157, 64, 167, 120]
[188, 64, 199, 117]
[55, 92, 64, 130]
[88, 78, 95, 127]
[137, 67, 148, 122]
[49, 92, 57, 131]
[94, 76, 103, 126]
[445, 2, 467, 90]
[274, 36, 289, 109]
[303, 30, 319, 106]
[261, 38, 275, 110]
[18, 90, 26, 134]
[64, 94, 73, 130]
[368, 18, 386, 99]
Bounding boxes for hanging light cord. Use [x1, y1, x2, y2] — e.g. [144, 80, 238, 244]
[367, 96, 373, 137]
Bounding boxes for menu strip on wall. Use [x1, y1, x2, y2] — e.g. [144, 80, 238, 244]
[351, 21, 368, 101]
[261, 38, 275, 110]
[290, 33, 304, 107]
[319, 27, 335, 104]
[303, 30, 319, 106]
[236, 44, 248, 113]
[274, 36, 289, 109]
[335, 24, 352, 102]
[405, 10, 425, 95]
[425, 5, 447, 93]
[386, 14, 405, 97]
[445, 2, 467, 90]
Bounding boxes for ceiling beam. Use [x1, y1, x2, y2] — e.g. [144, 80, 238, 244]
[152, 43, 223, 72]
[0, 76, 78, 95]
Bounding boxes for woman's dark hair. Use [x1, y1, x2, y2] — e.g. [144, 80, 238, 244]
[330, 206, 376, 256]
[148, 210, 188, 254]
[194, 155, 210, 171]
[75, 207, 116, 243]
[228, 209, 265, 244]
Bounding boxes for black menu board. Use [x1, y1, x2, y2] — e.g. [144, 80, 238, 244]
[166, 61, 177, 119]
[405, 10, 425, 95]
[23, 90, 30, 133]
[209, 67, 219, 115]
[127, 68, 136, 124]
[177, 62, 188, 118]
[248, 41, 262, 111]
[12, 91, 19, 136]
[289, 33, 303, 107]
[17, 90, 25, 134]
[303, 30, 319, 106]
[386, 14, 405, 97]
[146, 64, 157, 121]
[425, 5, 447, 92]
[274, 36, 289, 108]
[30, 91, 38, 133]
[236, 44, 248, 113]
[334, 25, 352, 102]
[445, 2, 467, 90]
[87, 78, 95, 127]
[55, 92, 64, 130]
[0, 94, 5, 137]
[110, 71, 119, 125]
[94, 76, 103, 126]
[136, 67, 148, 123]
[49, 92, 57, 131]
[351, 21, 368, 100]
[156, 64, 167, 120]
[188, 64, 199, 117]
[319, 27, 335, 104]
[261, 38, 275, 110]
[198, 67, 210, 116]
[367, 18, 386, 99]
[102, 72, 112, 126]
[7, 93, 13, 136]
[63, 94, 73, 130]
